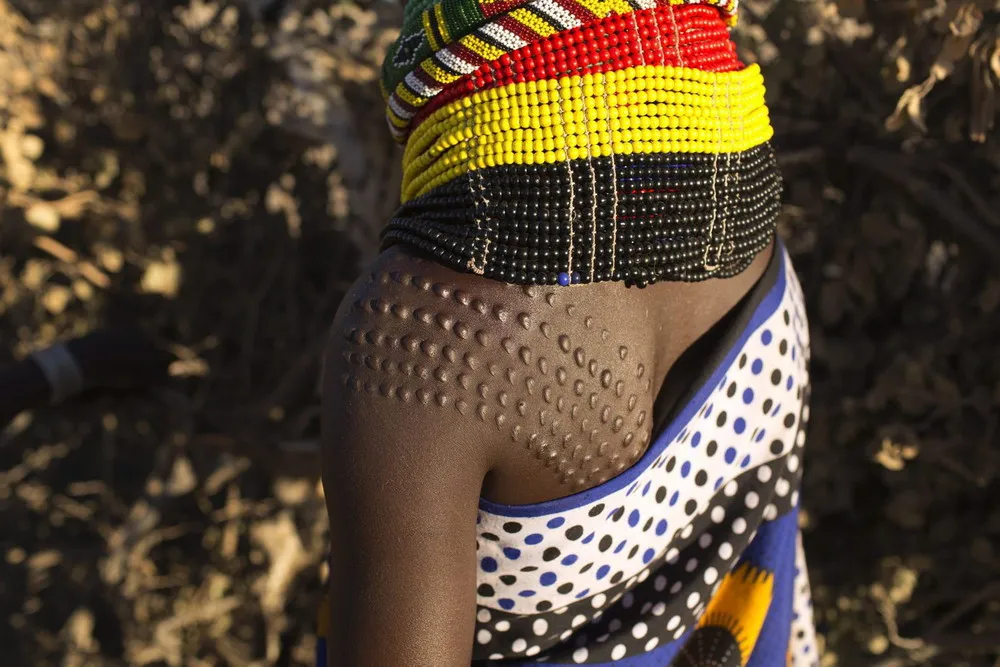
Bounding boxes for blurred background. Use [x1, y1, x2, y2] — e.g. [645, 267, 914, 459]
[1, 0, 998, 665]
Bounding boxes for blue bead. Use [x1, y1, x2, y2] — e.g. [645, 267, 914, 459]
[743, 388, 754, 404]
[481, 557, 498, 572]
[499, 598, 515, 610]
[503, 547, 521, 560]
[691, 432, 701, 447]
[628, 509, 640, 527]
[762, 329, 773, 345]
[752, 359, 763, 374]
[669, 491, 679, 506]
[524, 533, 543, 545]
[561, 554, 579, 565]
[740, 455, 751, 468]
[596, 565, 610, 579]
[724, 448, 737, 464]
[734, 418, 746, 434]
[558, 272, 570, 286]
[546, 516, 565, 528]
[681, 461, 691, 477]
[642, 481, 651, 496]
[655, 519, 667, 536]
[582, 532, 595, 544]
[540, 572, 557, 586]
[575, 589, 590, 599]
[571, 271, 581, 284]
[519, 589, 536, 597]
[614, 540, 626, 554]
[642, 548, 655, 564]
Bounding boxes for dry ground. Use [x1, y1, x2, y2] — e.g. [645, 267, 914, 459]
[2, 0, 999, 665]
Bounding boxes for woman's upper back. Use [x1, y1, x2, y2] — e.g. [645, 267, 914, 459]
[325, 242, 771, 507]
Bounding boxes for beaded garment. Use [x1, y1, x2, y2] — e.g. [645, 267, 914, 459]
[379, 0, 782, 287]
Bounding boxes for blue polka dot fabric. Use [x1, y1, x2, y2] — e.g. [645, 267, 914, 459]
[469, 245, 818, 665]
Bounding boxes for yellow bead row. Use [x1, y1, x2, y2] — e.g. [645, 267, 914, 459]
[401, 65, 773, 202]
[404, 102, 769, 196]
[404, 64, 764, 164]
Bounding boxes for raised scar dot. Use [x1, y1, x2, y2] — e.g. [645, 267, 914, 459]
[380, 359, 393, 372]
[421, 341, 438, 357]
[570, 405, 579, 419]
[545, 293, 556, 306]
[435, 392, 448, 406]
[519, 347, 532, 365]
[638, 411, 647, 426]
[598, 441, 610, 456]
[396, 387, 412, 402]
[364, 381, 377, 393]
[379, 383, 393, 397]
[455, 399, 469, 414]
[540, 322, 552, 337]
[619, 346, 628, 360]
[518, 313, 531, 329]
[589, 393, 599, 409]
[436, 313, 455, 330]
[489, 363, 500, 376]
[601, 330, 609, 341]
[588, 359, 598, 377]
[502, 337, 516, 354]
[455, 290, 472, 306]
[414, 309, 432, 325]
[497, 391, 509, 407]
[517, 401, 528, 416]
[566, 304, 576, 316]
[364, 355, 378, 370]
[495, 413, 506, 428]
[601, 406, 612, 423]
[574, 380, 584, 396]
[584, 316, 593, 328]
[475, 330, 489, 346]
[443, 346, 457, 362]
[600, 370, 612, 388]
[478, 383, 490, 399]
[543, 386, 553, 403]
[433, 283, 451, 298]
[416, 277, 433, 290]
[615, 381, 624, 396]
[623, 432, 634, 447]
[457, 373, 470, 389]
[493, 305, 509, 323]
[416, 388, 431, 404]
[506, 369, 516, 384]
[558, 335, 571, 352]
[525, 378, 535, 394]
[472, 299, 488, 314]
[573, 348, 586, 367]
[637, 364, 646, 379]
[434, 367, 449, 382]
[537, 357, 549, 375]
[400, 361, 414, 376]
[454, 322, 470, 339]
[556, 368, 567, 385]
[627, 395, 637, 411]
[512, 424, 523, 440]
[612, 416, 624, 433]
[464, 353, 478, 369]
[415, 365, 429, 379]
[540, 410, 549, 426]
[523, 285, 540, 298]
[477, 403, 489, 421]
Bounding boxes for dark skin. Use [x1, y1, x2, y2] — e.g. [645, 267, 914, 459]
[320, 240, 773, 666]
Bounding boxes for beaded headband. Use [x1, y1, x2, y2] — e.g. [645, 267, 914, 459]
[380, 0, 782, 287]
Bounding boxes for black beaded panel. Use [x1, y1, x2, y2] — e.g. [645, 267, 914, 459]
[382, 143, 782, 288]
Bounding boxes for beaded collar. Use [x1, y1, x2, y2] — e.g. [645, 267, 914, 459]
[380, 1, 782, 287]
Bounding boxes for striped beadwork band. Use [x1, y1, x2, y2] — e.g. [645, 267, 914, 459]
[380, 0, 783, 287]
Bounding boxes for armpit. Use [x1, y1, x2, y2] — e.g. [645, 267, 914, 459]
[327, 248, 656, 498]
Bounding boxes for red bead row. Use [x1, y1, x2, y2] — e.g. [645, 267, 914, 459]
[413, 4, 742, 129]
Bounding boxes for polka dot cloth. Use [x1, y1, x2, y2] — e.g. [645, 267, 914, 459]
[471, 246, 818, 664]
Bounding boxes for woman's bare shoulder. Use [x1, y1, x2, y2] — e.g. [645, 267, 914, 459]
[324, 245, 661, 503]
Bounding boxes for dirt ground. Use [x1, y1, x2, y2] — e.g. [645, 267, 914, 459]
[1, 0, 999, 665]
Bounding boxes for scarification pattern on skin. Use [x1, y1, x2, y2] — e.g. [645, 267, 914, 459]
[336, 260, 656, 490]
